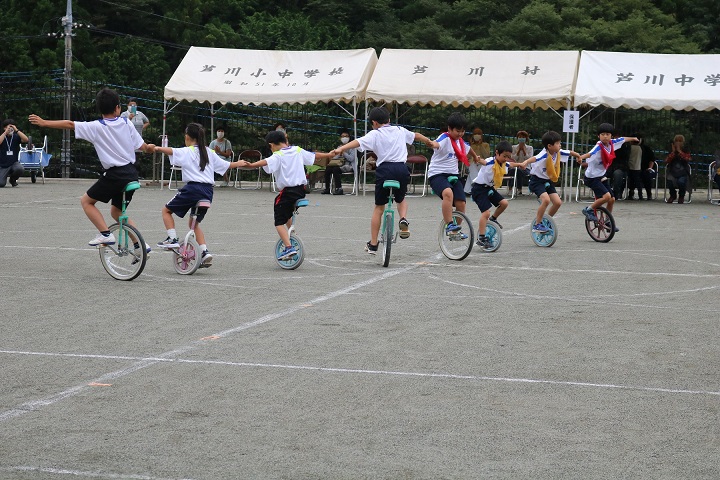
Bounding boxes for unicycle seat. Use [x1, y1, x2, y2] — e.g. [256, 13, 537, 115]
[448, 175, 458, 184]
[124, 181, 141, 192]
[195, 199, 212, 209]
[295, 199, 310, 208]
[383, 180, 400, 190]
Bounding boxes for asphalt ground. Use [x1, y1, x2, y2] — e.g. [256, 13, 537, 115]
[0, 178, 718, 479]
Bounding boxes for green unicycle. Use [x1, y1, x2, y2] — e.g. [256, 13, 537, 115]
[98, 181, 148, 281]
[377, 180, 400, 267]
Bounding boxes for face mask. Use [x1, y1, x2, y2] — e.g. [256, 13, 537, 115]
[518, 138, 526, 143]
[473, 135, 481, 141]
[276, 128, 286, 133]
[340, 137, 349, 144]
[216, 132, 224, 139]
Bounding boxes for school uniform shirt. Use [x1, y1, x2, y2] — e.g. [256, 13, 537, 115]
[356, 124, 415, 166]
[74, 117, 143, 170]
[168, 145, 230, 184]
[471, 156, 508, 186]
[427, 133, 470, 177]
[584, 138, 627, 178]
[263, 146, 316, 191]
[529, 148, 572, 180]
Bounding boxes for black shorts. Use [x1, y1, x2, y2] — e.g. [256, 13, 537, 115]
[374, 162, 410, 206]
[584, 175, 614, 199]
[86, 163, 139, 210]
[528, 175, 558, 197]
[428, 173, 466, 203]
[165, 182, 214, 222]
[471, 183, 504, 212]
[274, 185, 306, 226]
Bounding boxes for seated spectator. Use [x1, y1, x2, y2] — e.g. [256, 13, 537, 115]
[665, 134, 691, 204]
[638, 136, 656, 200]
[322, 128, 356, 195]
[209, 126, 234, 187]
[464, 127, 490, 194]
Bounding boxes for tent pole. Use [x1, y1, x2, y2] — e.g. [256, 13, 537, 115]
[161, 99, 167, 190]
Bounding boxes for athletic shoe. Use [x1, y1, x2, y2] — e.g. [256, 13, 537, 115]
[277, 245, 297, 260]
[365, 241, 378, 255]
[605, 221, 619, 233]
[157, 237, 179, 249]
[89, 232, 115, 246]
[445, 222, 461, 235]
[582, 207, 598, 222]
[532, 223, 549, 233]
[398, 218, 410, 239]
[334, 188, 344, 195]
[490, 216, 503, 229]
[475, 237, 490, 249]
[200, 250, 213, 268]
[134, 242, 152, 254]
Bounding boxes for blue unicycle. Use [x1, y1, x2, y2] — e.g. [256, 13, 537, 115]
[275, 199, 308, 270]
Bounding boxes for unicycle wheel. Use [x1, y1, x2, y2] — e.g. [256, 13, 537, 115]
[173, 237, 201, 275]
[481, 220, 502, 252]
[99, 223, 147, 281]
[530, 215, 558, 247]
[438, 211, 474, 260]
[585, 206, 615, 243]
[275, 234, 305, 270]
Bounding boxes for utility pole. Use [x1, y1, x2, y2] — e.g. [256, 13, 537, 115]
[61, 0, 73, 178]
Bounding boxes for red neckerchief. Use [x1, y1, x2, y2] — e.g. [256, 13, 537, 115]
[447, 134, 469, 166]
[600, 141, 615, 169]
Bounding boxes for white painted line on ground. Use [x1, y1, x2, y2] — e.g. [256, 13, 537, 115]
[0, 259, 427, 423]
[1, 349, 717, 397]
[0, 466, 195, 480]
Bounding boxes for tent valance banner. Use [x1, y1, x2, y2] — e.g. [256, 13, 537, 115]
[574, 51, 720, 111]
[164, 47, 378, 105]
[365, 49, 580, 110]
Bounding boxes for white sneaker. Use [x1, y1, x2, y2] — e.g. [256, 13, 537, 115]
[88, 232, 115, 246]
[157, 237, 179, 249]
[199, 250, 213, 268]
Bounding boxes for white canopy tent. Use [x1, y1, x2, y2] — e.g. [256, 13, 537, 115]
[575, 51, 720, 111]
[366, 49, 580, 110]
[162, 46, 379, 191]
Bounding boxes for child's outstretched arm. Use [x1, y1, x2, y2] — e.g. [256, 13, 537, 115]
[28, 114, 74, 130]
[332, 139, 360, 157]
[413, 132, 438, 149]
[140, 143, 155, 154]
[237, 159, 268, 169]
[313, 151, 335, 160]
[469, 149, 487, 165]
[155, 146, 173, 156]
[520, 156, 537, 170]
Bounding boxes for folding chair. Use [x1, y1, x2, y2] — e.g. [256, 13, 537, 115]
[708, 161, 720, 205]
[18, 135, 51, 184]
[167, 164, 182, 191]
[406, 154, 429, 197]
[234, 150, 263, 190]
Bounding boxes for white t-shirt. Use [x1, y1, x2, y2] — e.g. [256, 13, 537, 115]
[427, 133, 470, 177]
[585, 138, 626, 178]
[74, 117, 144, 170]
[168, 145, 230, 184]
[262, 146, 316, 191]
[529, 148, 572, 180]
[356, 124, 415, 166]
[472, 157, 508, 186]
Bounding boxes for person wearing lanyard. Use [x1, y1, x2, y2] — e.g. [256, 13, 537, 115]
[0, 119, 28, 187]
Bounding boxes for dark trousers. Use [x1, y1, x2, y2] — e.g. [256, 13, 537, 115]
[324, 166, 342, 189]
[0, 162, 24, 187]
[627, 169, 644, 198]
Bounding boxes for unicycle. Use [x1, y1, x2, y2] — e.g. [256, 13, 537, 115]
[438, 176, 474, 260]
[479, 220, 502, 252]
[164, 199, 211, 275]
[275, 199, 308, 270]
[99, 181, 147, 281]
[530, 215, 558, 247]
[585, 205, 615, 243]
[378, 180, 400, 267]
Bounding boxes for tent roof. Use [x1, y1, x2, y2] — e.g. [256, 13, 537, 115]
[164, 47, 378, 105]
[365, 49, 579, 110]
[575, 51, 720, 111]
